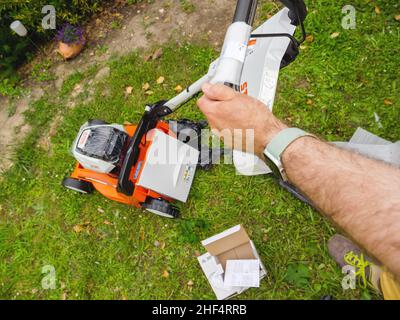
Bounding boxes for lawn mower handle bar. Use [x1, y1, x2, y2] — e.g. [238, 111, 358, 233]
[117, 101, 171, 196]
[233, 0, 306, 25]
[117, 0, 307, 197]
[163, 0, 306, 111]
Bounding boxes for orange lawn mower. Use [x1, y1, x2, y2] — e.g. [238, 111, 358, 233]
[63, 102, 209, 219]
[63, 0, 308, 219]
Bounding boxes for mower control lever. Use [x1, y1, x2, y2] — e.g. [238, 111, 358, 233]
[117, 101, 172, 196]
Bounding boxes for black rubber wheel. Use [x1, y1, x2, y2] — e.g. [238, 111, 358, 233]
[142, 199, 180, 219]
[88, 119, 109, 126]
[62, 178, 94, 194]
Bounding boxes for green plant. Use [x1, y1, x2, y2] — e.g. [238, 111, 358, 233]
[110, 20, 122, 30]
[285, 264, 311, 288]
[0, 0, 102, 93]
[180, 0, 195, 14]
[0, 78, 22, 97]
[60, 71, 85, 97]
[30, 59, 55, 82]
[178, 219, 209, 244]
[95, 44, 108, 56]
[126, 0, 140, 5]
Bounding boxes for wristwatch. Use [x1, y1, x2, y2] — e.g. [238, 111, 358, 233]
[263, 128, 315, 181]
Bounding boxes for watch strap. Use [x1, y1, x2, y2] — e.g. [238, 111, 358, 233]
[264, 128, 315, 181]
[266, 128, 313, 160]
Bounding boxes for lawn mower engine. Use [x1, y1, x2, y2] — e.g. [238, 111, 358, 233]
[72, 122, 129, 175]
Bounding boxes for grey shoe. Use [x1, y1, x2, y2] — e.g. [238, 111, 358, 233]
[328, 234, 368, 268]
[327, 234, 380, 290]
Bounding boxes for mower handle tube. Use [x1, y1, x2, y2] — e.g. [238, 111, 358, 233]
[233, 0, 258, 25]
[163, 1, 259, 110]
[164, 0, 306, 111]
[210, 0, 257, 89]
[164, 73, 213, 111]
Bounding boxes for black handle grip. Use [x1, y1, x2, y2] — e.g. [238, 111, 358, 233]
[233, 0, 258, 25]
[232, 0, 307, 26]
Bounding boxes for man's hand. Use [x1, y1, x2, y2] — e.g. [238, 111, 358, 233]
[197, 83, 287, 158]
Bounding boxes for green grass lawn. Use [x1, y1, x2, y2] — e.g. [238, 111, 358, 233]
[0, 0, 399, 300]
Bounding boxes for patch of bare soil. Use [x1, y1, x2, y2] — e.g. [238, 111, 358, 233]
[0, 0, 235, 173]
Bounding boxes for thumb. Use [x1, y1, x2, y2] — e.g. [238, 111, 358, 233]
[202, 83, 237, 101]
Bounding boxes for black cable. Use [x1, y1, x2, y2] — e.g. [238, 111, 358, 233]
[251, 32, 300, 47]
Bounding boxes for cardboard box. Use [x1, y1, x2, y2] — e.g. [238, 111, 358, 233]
[197, 225, 267, 300]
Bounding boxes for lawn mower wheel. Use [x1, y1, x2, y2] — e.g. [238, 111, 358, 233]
[62, 178, 94, 194]
[142, 198, 180, 219]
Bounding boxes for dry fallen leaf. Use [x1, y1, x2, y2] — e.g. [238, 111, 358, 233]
[330, 32, 340, 39]
[162, 270, 170, 278]
[306, 99, 314, 105]
[187, 280, 194, 292]
[395, 15, 400, 21]
[194, 250, 201, 257]
[142, 82, 150, 91]
[73, 222, 92, 234]
[152, 48, 163, 60]
[160, 241, 166, 249]
[73, 224, 84, 233]
[156, 76, 165, 84]
[375, 6, 381, 15]
[97, 207, 105, 213]
[306, 34, 314, 43]
[145, 90, 154, 96]
[103, 220, 112, 225]
[125, 86, 133, 95]
[174, 85, 183, 93]
[384, 99, 393, 105]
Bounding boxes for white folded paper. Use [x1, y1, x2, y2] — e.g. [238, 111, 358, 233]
[224, 259, 260, 288]
[333, 127, 400, 166]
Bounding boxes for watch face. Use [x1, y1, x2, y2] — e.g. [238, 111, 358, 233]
[263, 149, 287, 181]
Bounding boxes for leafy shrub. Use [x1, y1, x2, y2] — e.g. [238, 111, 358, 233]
[0, 0, 101, 85]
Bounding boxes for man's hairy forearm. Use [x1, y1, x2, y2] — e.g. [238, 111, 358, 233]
[197, 83, 400, 277]
[282, 137, 400, 277]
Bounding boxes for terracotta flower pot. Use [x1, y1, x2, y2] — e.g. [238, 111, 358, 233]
[58, 41, 84, 60]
